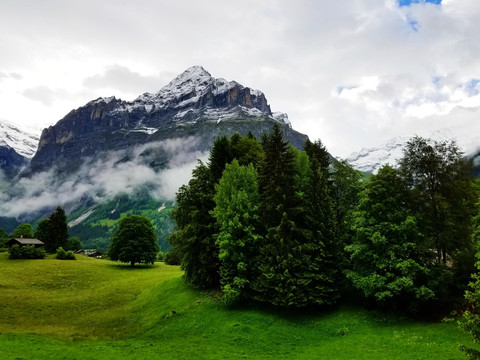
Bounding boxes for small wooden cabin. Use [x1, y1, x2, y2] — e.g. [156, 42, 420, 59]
[6, 238, 45, 248]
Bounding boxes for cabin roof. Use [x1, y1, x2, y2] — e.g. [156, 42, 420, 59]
[7, 238, 45, 246]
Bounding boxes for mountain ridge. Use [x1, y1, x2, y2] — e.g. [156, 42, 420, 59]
[28, 65, 300, 176]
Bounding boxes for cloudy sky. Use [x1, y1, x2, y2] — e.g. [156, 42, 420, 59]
[0, 0, 479, 157]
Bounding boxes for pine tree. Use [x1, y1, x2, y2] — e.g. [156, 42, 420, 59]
[208, 136, 232, 183]
[254, 124, 305, 306]
[304, 139, 330, 179]
[300, 149, 339, 305]
[47, 207, 69, 253]
[169, 162, 219, 288]
[35, 218, 51, 250]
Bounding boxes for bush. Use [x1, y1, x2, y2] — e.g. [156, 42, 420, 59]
[157, 251, 165, 261]
[164, 250, 181, 265]
[56, 246, 76, 260]
[8, 244, 22, 259]
[8, 245, 46, 259]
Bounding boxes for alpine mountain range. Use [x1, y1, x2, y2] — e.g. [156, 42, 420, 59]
[1, 65, 479, 247]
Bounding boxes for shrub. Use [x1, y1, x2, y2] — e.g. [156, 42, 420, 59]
[8, 244, 22, 259]
[164, 249, 181, 265]
[56, 246, 76, 260]
[157, 251, 165, 261]
[9, 245, 46, 259]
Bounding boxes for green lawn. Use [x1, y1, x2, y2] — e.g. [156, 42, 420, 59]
[0, 252, 475, 359]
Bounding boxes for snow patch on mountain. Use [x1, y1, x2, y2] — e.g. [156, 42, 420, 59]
[347, 137, 407, 173]
[100, 66, 289, 126]
[0, 118, 40, 158]
[347, 125, 480, 174]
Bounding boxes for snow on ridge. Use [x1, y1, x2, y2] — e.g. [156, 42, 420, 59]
[0, 119, 40, 158]
[347, 137, 407, 174]
[130, 127, 158, 135]
[89, 66, 290, 126]
[131, 66, 269, 113]
[347, 125, 480, 174]
[272, 112, 291, 127]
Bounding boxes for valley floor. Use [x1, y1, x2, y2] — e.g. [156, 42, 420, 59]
[0, 253, 475, 359]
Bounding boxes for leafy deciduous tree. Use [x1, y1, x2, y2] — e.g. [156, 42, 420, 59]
[109, 215, 158, 267]
[11, 223, 34, 238]
[213, 160, 261, 303]
[346, 165, 434, 311]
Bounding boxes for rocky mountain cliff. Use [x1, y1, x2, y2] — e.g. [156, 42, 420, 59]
[28, 66, 304, 175]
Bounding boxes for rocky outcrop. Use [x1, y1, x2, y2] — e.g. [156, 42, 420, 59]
[27, 66, 305, 175]
[0, 145, 28, 178]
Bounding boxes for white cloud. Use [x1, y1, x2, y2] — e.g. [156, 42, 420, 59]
[0, 138, 209, 218]
[0, 1, 479, 157]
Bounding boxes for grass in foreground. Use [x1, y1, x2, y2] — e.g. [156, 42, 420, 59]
[0, 253, 476, 359]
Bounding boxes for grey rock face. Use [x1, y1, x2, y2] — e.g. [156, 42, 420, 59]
[28, 66, 306, 175]
[0, 145, 28, 179]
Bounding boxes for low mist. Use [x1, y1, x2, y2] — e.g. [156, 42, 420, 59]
[0, 137, 209, 218]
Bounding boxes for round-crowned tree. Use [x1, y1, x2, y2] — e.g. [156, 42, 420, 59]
[109, 215, 159, 267]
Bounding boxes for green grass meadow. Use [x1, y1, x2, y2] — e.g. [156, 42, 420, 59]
[0, 252, 476, 359]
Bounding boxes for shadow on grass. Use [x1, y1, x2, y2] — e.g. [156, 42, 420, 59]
[106, 261, 159, 270]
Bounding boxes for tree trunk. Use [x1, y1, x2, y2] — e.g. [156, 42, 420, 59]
[130, 260, 135, 267]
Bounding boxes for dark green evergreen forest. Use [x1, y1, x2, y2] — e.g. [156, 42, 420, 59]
[169, 125, 480, 328]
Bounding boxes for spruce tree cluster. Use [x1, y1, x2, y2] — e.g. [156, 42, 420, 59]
[170, 128, 478, 313]
[170, 125, 340, 306]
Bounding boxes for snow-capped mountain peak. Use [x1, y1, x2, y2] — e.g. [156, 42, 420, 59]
[347, 137, 407, 174]
[347, 124, 480, 174]
[95, 66, 289, 129]
[0, 119, 40, 158]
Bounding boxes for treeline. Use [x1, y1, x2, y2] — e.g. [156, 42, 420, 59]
[68, 193, 175, 252]
[169, 124, 479, 314]
[0, 207, 82, 254]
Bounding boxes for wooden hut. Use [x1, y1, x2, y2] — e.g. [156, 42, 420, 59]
[6, 238, 45, 248]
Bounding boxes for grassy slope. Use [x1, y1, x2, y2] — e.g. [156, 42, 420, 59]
[0, 253, 476, 360]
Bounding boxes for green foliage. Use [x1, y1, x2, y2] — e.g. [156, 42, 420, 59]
[0, 227, 8, 240]
[296, 148, 340, 305]
[460, 254, 480, 359]
[208, 135, 233, 182]
[7, 244, 22, 259]
[35, 207, 69, 254]
[303, 138, 330, 178]
[169, 162, 219, 288]
[231, 131, 265, 168]
[213, 160, 261, 303]
[346, 165, 433, 311]
[11, 223, 34, 238]
[254, 125, 339, 307]
[330, 159, 364, 273]
[254, 124, 300, 306]
[164, 249, 181, 265]
[67, 236, 82, 251]
[34, 218, 51, 246]
[400, 136, 478, 304]
[68, 223, 110, 252]
[68, 193, 175, 252]
[0, 217, 20, 234]
[56, 246, 76, 260]
[8, 244, 45, 259]
[0, 227, 8, 249]
[109, 215, 159, 267]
